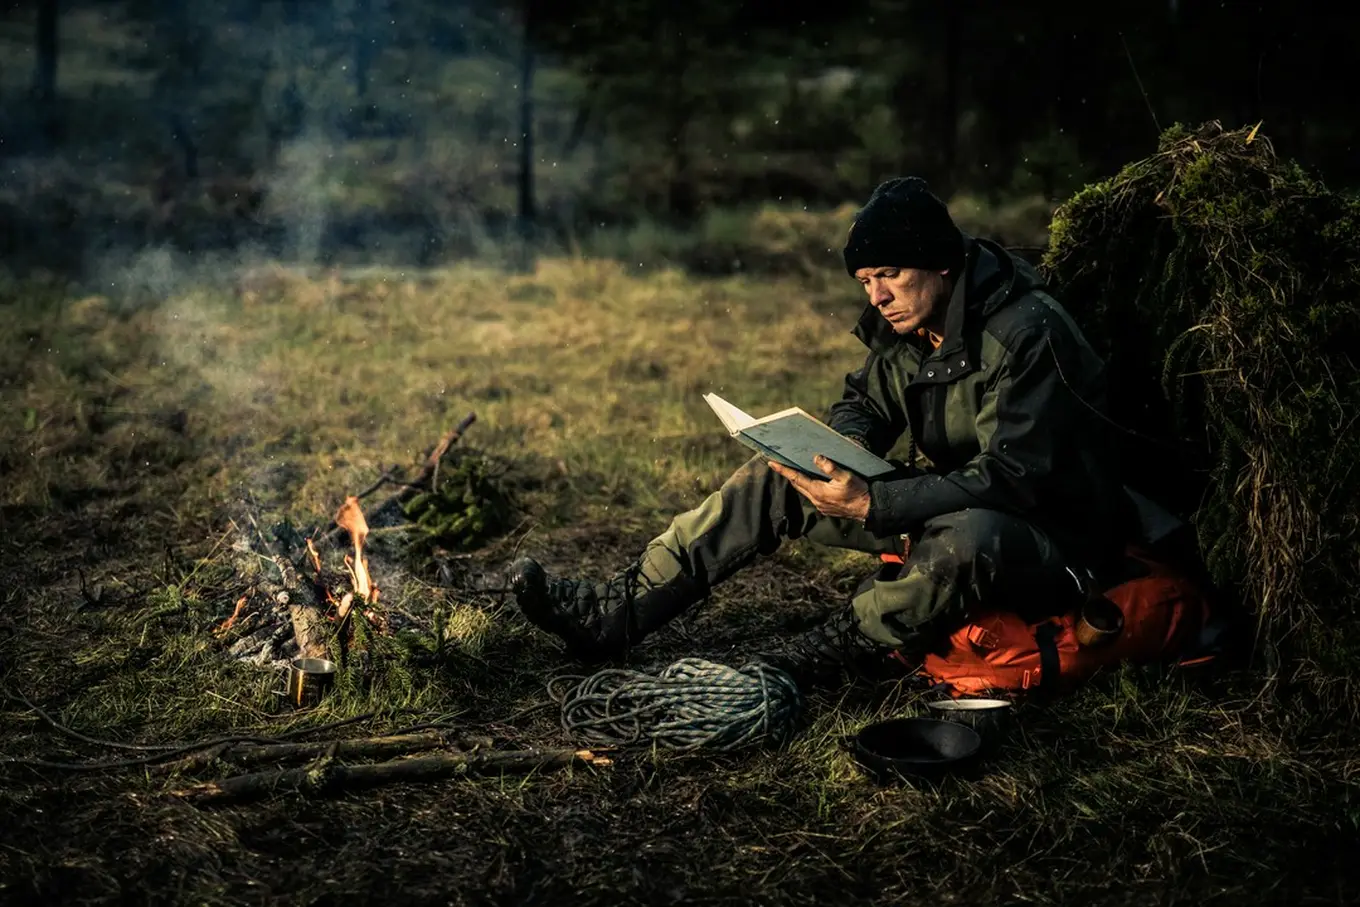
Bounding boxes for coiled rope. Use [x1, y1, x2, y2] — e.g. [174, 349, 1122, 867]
[547, 658, 804, 752]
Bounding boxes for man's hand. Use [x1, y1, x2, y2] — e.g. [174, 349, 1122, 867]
[769, 455, 871, 522]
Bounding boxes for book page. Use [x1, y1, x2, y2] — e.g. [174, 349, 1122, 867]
[703, 393, 756, 434]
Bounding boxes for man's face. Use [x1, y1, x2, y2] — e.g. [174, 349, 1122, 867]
[854, 266, 951, 335]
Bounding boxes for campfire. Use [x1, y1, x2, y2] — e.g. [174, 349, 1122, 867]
[109, 409, 612, 804]
[218, 413, 477, 672]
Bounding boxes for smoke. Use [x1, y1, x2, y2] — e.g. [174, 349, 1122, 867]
[92, 244, 197, 307]
[265, 131, 332, 266]
[87, 242, 268, 420]
[0, 0, 588, 280]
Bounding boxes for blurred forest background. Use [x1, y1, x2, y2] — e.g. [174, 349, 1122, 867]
[1, 0, 1357, 276]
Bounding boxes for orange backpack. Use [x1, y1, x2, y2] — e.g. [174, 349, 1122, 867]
[888, 546, 1211, 697]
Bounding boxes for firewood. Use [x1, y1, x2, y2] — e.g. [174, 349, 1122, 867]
[229, 505, 336, 664]
[152, 730, 493, 774]
[273, 555, 332, 660]
[169, 746, 601, 804]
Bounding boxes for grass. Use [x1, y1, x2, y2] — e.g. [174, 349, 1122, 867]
[1, 256, 1358, 906]
[579, 195, 1055, 278]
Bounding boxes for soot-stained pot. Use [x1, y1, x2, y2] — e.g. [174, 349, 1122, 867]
[846, 717, 982, 784]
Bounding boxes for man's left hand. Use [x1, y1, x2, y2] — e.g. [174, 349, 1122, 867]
[769, 455, 871, 522]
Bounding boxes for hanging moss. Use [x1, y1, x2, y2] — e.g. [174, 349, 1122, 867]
[1041, 121, 1360, 708]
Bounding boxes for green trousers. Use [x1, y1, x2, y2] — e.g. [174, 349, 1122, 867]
[635, 455, 1078, 650]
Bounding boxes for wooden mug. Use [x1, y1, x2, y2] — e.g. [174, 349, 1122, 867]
[1075, 596, 1124, 648]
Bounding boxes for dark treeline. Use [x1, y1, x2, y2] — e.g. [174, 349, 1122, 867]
[531, 0, 1360, 209]
[0, 0, 1357, 270]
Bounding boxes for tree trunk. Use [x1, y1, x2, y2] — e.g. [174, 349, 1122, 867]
[354, 0, 374, 99]
[277, 0, 304, 139]
[940, 0, 963, 194]
[33, 0, 59, 144]
[1240, 1, 1265, 127]
[668, 103, 696, 220]
[169, 112, 199, 181]
[562, 75, 599, 156]
[663, 74, 698, 220]
[156, 0, 206, 183]
[33, 0, 59, 101]
[514, 0, 537, 271]
[655, 13, 697, 221]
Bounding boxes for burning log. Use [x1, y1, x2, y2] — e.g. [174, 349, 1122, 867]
[152, 730, 494, 774]
[272, 554, 333, 660]
[169, 746, 604, 805]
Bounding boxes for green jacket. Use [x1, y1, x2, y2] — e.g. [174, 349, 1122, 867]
[828, 236, 1132, 564]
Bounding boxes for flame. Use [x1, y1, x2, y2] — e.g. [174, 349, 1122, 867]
[303, 536, 343, 615]
[338, 590, 354, 621]
[334, 495, 376, 606]
[305, 538, 323, 576]
[213, 595, 248, 637]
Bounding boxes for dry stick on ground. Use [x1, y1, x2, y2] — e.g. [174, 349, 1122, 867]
[0, 692, 389, 772]
[353, 468, 398, 501]
[170, 746, 601, 805]
[151, 730, 494, 774]
[321, 410, 478, 550]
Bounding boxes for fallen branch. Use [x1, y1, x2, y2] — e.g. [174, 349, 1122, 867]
[0, 703, 395, 772]
[151, 730, 492, 774]
[170, 746, 602, 804]
[322, 411, 477, 549]
[353, 468, 397, 501]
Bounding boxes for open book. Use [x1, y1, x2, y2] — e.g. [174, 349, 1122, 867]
[703, 393, 896, 481]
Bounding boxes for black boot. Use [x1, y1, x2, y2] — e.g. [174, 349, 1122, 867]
[508, 557, 706, 662]
[754, 606, 896, 690]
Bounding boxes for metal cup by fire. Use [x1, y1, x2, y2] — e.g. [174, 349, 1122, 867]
[285, 657, 337, 708]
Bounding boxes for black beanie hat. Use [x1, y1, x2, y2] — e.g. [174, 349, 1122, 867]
[842, 177, 965, 277]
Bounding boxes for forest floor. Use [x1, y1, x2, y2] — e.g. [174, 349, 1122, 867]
[2, 257, 1356, 906]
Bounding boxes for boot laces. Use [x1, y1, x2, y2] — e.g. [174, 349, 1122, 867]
[550, 561, 650, 622]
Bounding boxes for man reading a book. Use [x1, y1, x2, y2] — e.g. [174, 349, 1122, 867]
[509, 177, 1134, 686]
